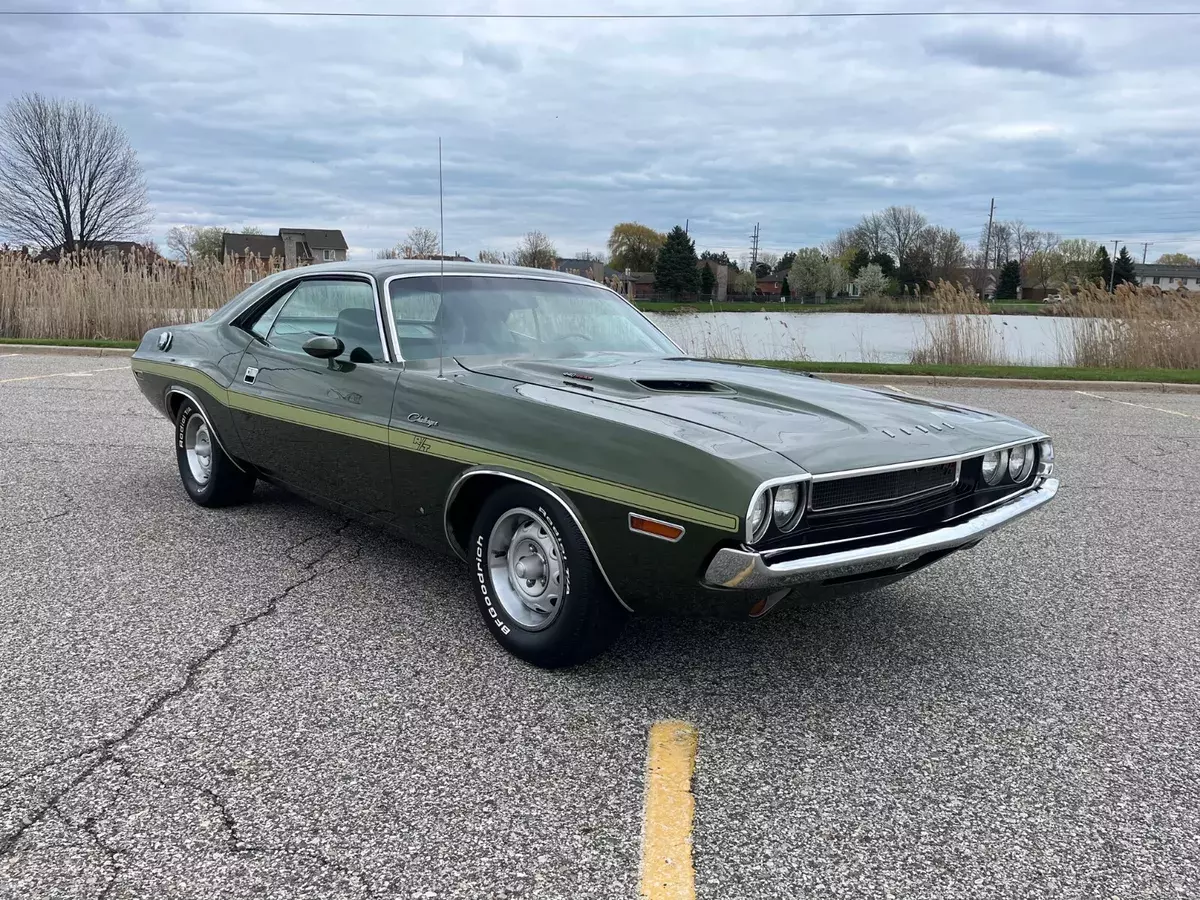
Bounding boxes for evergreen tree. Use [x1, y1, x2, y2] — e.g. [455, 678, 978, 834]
[996, 259, 1022, 300]
[1094, 245, 1112, 289]
[848, 247, 871, 279]
[869, 251, 896, 277]
[780, 277, 790, 299]
[654, 225, 700, 298]
[775, 251, 795, 274]
[1113, 245, 1137, 288]
[699, 264, 716, 298]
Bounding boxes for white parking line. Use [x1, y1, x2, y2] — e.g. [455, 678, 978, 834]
[0, 365, 129, 385]
[1074, 389, 1200, 421]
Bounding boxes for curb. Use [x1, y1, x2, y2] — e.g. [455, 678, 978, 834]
[0, 344, 135, 358]
[822, 372, 1200, 394]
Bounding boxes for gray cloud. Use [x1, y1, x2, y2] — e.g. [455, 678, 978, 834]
[923, 26, 1092, 77]
[463, 40, 522, 74]
[1, 1, 1198, 260]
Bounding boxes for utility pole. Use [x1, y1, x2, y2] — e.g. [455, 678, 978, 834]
[981, 198, 995, 299]
[1142, 241, 1152, 264]
[749, 222, 760, 275]
[1109, 239, 1119, 292]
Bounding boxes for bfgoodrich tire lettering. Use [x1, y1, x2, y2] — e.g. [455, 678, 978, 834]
[470, 484, 626, 667]
[174, 400, 256, 507]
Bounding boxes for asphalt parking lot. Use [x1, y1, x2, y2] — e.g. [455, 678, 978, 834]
[2, 352, 1198, 899]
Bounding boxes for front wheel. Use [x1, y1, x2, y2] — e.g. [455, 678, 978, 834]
[469, 484, 627, 668]
[174, 399, 256, 507]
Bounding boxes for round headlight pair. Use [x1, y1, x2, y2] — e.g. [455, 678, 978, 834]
[747, 482, 805, 542]
[981, 449, 1008, 485]
[1008, 444, 1035, 482]
[982, 444, 1036, 486]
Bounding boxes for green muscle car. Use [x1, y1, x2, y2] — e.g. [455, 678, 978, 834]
[131, 260, 1058, 667]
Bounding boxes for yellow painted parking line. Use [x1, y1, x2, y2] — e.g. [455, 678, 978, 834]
[1075, 389, 1200, 422]
[641, 720, 699, 900]
[0, 366, 128, 385]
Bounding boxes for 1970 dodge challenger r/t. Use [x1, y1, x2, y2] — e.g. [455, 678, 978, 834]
[132, 260, 1058, 666]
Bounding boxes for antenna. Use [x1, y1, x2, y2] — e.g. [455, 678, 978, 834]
[437, 137, 446, 379]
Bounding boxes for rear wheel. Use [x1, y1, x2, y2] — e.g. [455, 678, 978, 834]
[469, 484, 626, 667]
[174, 399, 255, 507]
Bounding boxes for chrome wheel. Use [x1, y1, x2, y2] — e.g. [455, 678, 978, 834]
[184, 415, 213, 486]
[487, 507, 565, 631]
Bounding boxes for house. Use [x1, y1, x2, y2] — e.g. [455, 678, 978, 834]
[755, 272, 787, 297]
[34, 240, 164, 265]
[1135, 263, 1200, 291]
[221, 228, 349, 270]
[619, 272, 657, 300]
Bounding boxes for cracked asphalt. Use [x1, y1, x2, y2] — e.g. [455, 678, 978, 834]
[2, 354, 1198, 899]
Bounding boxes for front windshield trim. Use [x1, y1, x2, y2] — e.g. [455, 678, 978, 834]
[380, 270, 684, 364]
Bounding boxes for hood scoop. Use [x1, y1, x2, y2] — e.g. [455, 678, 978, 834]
[633, 379, 735, 394]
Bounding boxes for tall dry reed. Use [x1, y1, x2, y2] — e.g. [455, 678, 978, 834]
[0, 254, 252, 341]
[909, 280, 1008, 366]
[1057, 281, 1200, 370]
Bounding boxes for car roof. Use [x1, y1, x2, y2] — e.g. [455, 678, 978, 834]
[290, 259, 603, 285]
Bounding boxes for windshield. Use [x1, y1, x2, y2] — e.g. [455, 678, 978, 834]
[388, 275, 678, 360]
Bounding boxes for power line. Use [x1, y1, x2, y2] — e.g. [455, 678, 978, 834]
[2, 8, 1199, 18]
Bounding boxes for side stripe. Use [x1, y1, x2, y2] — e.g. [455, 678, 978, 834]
[131, 359, 741, 532]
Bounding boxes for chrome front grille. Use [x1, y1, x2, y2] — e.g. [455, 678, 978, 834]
[810, 461, 959, 512]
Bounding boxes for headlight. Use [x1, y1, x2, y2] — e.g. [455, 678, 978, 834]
[1008, 444, 1035, 482]
[1038, 440, 1054, 476]
[981, 449, 1008, 485]
[772, 483, 804, 532]
[747, 491, 771, 543]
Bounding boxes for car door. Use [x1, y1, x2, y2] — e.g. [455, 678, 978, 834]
[229, 273, 401, 520]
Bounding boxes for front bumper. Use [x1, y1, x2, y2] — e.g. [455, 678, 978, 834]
[703, 477, 1059, 591]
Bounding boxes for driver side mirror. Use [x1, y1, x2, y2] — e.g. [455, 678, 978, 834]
[303, 335, 344, 359]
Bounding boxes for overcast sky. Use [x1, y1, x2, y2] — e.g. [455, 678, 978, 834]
[3, 0, 1199, 261]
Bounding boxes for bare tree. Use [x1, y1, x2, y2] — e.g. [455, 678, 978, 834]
[851, 213, 888, 257]
[987, 221, 1014, 268]
[576, 249, 605, 262]
[166, 225, 225, 264]
[513, 231, 557, 269]
[823, 226, 861, 259]
[1010, 220, 1041, 266]
[0, 93, 152, 252]
[913, 225, 968, 282]
[389, 226, 440, 259]
[880, 205, 928, 262]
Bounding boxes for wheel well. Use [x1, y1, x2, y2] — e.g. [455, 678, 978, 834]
[167, 391, 185, 419]
[445, 473, 514, 557]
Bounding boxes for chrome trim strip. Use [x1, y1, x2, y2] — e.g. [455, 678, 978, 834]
[705, 477, 1058, 590]
[381, 270, 686, 363]
[627, 512, 686, 543]
[809, 436, 1048, 482]
[164, 387, 248, 475]
[808, 459, 962, 513]
[442, 467, 635, 612]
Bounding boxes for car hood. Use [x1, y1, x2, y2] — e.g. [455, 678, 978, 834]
[457, 355, 1044, 475]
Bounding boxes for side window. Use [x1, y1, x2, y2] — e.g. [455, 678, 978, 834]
[248, 288, 293, 340]
[265, 278, 385, 362]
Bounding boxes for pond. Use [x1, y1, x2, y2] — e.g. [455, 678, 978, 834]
[644, 311, 1079, 364]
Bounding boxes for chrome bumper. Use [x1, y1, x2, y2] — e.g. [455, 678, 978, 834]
[703, 478, 1059, 591]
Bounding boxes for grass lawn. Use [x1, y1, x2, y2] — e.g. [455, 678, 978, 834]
[635, 301, 1051, 315]
[740, 360, 1200, 384]
[0, 337, 140, 348]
